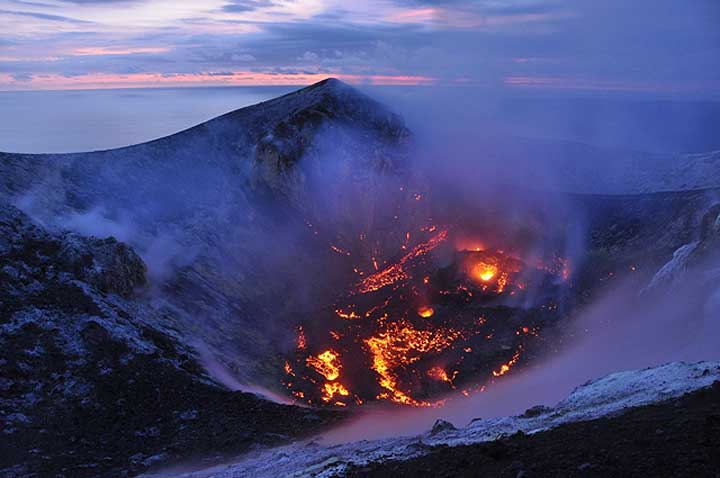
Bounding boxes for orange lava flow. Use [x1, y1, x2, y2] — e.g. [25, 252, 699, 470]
[427, 366, 456, 385]
[283, 222, 568, 407]
[297, 326, 307, 350]
[335, 308, 360, 320]
[305, 349, 354, 404]
[306, 350, 342, 381]
[364, 320, 463, 406]
[322, 382, 350, 403]
[355, 229, 448, 294]
[472, 261, 498, 282]
[496, 272, 509, 294]
[417, 306, 434, 318]
[463, 251, 522, 294]
[492, 348, 522, 377]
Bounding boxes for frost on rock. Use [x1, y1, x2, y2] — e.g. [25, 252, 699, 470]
[643, 241, 699, 293]
[0, 199, 340, 478]
[0, 202, 196, 457]
[643, 203, 720, 295]
[156, 361, 720, 478]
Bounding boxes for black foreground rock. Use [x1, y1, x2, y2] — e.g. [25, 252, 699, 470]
[341, 381, 720, 478]
[0, 204, 341, 478]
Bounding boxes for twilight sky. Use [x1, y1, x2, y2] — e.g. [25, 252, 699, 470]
[1, 0, 719, 93]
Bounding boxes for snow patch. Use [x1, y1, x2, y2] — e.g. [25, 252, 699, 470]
[143, 361, 720, 478]
[643, 241, 699, 293]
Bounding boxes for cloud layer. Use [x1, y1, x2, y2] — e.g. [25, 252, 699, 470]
[1, 0, 719, 93]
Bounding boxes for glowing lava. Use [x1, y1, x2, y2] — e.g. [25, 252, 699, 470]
[306, 350, 341, 381]
[473, 262, 498, 282]
[296, 326, 307, 350]
[322, 382, 350, 403]
[417, 306, 434, 318]
[364, 320, 463, 406]
[283, 219, 569, 408]
[427, 366, 456, 385]
[492, 348, 522, 377]
[336, 308, 360, 320]
[355, 229, 448, 294]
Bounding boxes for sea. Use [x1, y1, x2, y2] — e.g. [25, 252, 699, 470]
[0, 86, 295, 154]
[2, 85, 720, 155]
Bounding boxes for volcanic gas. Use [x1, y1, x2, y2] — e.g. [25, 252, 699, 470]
[281, 185, 571, 408]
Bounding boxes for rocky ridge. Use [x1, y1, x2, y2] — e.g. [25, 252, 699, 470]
[0, 203, 341, 478]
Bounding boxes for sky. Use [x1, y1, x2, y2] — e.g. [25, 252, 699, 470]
[1, 0, 719, 93]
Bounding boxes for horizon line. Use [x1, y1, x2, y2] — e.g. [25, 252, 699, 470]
[0, 72, 439, 93]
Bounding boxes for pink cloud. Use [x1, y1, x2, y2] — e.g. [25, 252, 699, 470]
[388, 6, 574, 29]
[0, 71, 436, 91]
[69, 47, 171, 56]
[504, 75, 720, 94]
[387, 8, 438, 24]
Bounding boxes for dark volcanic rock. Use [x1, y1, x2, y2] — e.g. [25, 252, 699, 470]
[0, 203, 341, 478]
[569, 189, 719, 302]
[251, 78, 410, 199]
[430, 419, 458, 436]
[519, 405, 551, 419]
[342, 382, 720, 478]
[69, 237, 147, 297]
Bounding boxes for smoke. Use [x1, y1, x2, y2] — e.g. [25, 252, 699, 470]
[364, 84, 720, 195]
[13, 192, 200, 283]
[54, 206, 137, 243]
[194, 342, 294, 405]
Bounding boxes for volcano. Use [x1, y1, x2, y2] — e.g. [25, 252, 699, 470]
[1, 80, 720, 478]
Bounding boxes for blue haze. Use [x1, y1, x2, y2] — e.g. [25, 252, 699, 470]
[2, 85, 720, 155]
[0, 86, 295, 154]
